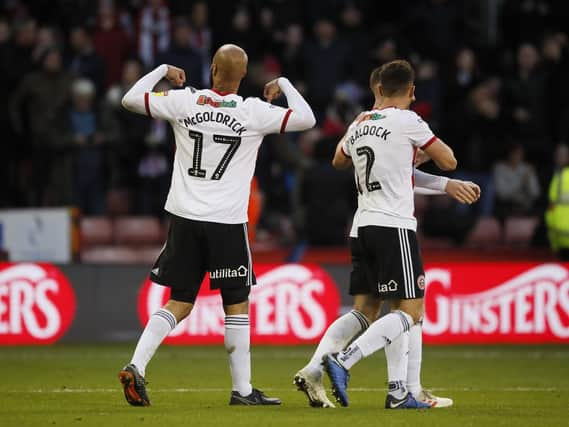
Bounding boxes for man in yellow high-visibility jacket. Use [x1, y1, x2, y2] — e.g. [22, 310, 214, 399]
[546, 145, 569, 260]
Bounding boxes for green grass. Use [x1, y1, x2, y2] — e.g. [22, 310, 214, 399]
[0, 345, 568, 427]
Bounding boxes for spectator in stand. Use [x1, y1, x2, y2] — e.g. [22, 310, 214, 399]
[493, 143, 541, 220]
[279, 24, 305, 84]
[339, 2, 370, 87]
[69, 79, 107, 215]
[32, 26, 60, 62]
[541, 32, 569, 144]
[227, 6, 259, 59]
[93, 3, 131, 88]
[304, 18, 349, 116]
[546, 144, 569, 259]
[414, 60, 442, 130]
[10, 47, 72, 206]
[103, 59, 150, 191]
[444, 48, 481, 130]
[68, 26, 105, 94]
[451, 76, 504, 217]
[300, 135, 356, 245]
[155, 17, 204, 89]
[136, 0, 170, 67]
[504, 43, 547, 160]
[136, 82, 172, 217]
[189, 1, 212, 86]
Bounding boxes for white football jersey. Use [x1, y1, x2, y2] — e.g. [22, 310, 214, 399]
[342, 107, 436, 231]
[146, 88, 293, 224]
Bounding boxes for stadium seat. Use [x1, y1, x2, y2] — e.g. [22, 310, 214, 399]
[80, 217, 113, 247]
[81, 246, 141, 264]
[504, 216, 539, 246]
[136, 246, 164, 264]
[465, 217, 502, 246]
[114, 217, 164, 245]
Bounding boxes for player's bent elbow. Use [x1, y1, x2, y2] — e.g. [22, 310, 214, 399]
[332, 156, 349, 170]
[121, 94, 132, 111]
[306, 113, 317, 129]
[438, 158, 457, 171]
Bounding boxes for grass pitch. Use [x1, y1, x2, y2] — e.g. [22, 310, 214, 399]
[0, 344, 567, 427]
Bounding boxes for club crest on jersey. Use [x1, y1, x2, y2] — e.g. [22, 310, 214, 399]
[417, 275, 425, 290]
[378, 280, 398, 293]
[210, 265, 248, 280]
[197, 95, 237, 108]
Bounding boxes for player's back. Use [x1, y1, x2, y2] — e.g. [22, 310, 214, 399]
[149, 87, 291, 224]
[342, 107, 436, 231]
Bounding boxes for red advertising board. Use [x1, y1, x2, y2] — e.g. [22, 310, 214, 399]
[138, 264, 341, 345]
[0, 262, 76, 345]
[423, 263, 569, 344]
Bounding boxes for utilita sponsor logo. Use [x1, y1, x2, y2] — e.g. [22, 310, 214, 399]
[423, 263, 569, 344]
[139, 264, 341, 345]
[0, 263, 76, 344]
[210, 265, 247, 279]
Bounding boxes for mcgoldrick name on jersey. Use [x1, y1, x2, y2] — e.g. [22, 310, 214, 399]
[180, 112, 247, 135]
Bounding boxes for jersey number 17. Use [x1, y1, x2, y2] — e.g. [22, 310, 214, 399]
[187, 130, 241, 180]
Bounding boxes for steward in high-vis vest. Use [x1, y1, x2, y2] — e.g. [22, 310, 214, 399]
[546, 166, 569, 260]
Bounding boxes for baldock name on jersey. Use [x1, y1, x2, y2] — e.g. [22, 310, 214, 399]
[180, 111, 247, 135]
[346, 124, 392, 146]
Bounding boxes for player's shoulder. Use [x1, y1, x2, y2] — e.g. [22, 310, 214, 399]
[391, 109, 427, 128]
[151, 86, 195, 99]
[243, 96, 270, 108]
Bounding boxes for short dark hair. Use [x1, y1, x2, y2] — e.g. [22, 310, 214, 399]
[371, 60, 415, 97]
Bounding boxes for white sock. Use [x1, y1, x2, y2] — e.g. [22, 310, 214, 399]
[337, 310, 413, 370]
[386, 331, 409, 399]
[407, 321, 423, 396]
[305, 310, 369, 376]
[225, 314, 253, 397]
[130, 308, 177, 377]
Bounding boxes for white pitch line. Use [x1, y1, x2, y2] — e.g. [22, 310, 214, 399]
[4, 387, 565, 393]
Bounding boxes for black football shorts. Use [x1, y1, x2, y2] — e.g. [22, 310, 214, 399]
[149, 214, 255, 304]
[357, 225, 425, 300]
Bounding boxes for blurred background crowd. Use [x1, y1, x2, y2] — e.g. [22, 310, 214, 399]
[1, 0, 569, 252]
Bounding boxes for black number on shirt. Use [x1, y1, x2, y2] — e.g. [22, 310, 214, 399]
[356, 146, 382, 192]
[211, 134, 241, 180]
[187, 130, 241, 180]
[188, 130, 207, 178]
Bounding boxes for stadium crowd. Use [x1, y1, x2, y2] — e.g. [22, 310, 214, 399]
[1, 0, 569, 248]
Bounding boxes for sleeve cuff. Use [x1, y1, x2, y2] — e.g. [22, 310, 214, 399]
[421, 135, 437, 149]
[280, 108, 293, 133]
[439, 177, 450, 192]
[341, 145, 351, 158]
[144, 92, 152, 118]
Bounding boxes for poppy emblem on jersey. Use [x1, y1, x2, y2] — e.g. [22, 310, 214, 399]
[197, 95, 237, 108]
[417, 275, 426, 290]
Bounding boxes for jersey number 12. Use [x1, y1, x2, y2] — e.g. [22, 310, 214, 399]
[187, 130, 241, 180]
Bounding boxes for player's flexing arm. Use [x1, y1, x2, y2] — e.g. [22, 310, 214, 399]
[262, 78, 316, 131]
[121, 64, 187, 119]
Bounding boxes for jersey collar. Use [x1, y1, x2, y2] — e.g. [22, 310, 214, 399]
[209, 88, 234, 96]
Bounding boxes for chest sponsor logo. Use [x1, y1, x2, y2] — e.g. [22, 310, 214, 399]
[197, 95, 237, 108]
